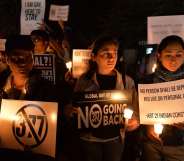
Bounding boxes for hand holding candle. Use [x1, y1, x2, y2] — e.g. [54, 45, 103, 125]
[66, 61, 72, 72]
[123, 107, 133, 130]
[154, 123, 164, 136]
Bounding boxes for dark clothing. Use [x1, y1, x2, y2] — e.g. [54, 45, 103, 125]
[0, 69, 57, 102]
[139, 73, 184, 146]
[93, 73, 120, 139]
[96, 73, 116, 90]
[139, 64, 184, 161]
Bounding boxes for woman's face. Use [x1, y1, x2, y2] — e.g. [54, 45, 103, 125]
[158, 43, 184, 72]
[94, 43, 118, 75]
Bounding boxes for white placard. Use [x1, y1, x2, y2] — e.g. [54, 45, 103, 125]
[72, 49, 91, 79]
[49, 5, 69, 21]
[0, 99, 58, 158]
[147, 15, 184, 44]
[0, 39, 6, 51]
[20, 0, 46, 35]
[138, 79, 184, 125]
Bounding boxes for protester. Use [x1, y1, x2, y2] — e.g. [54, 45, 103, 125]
[65, 34, 139, 161]
[0, 34, 59, 161]
[139, 35, 184, 161]
[30, 29, 68, 87]
[30, 29, 49, 54]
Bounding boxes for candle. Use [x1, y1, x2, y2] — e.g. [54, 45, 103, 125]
[124, 108, 133, 119]
[123, 107, 133, 129]
[66, 61, 72, 72]
[154, 123, 164, 136]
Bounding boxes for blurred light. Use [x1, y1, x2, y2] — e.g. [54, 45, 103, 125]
[123, 108, 133, 119]
[51, 113, 57, 122]
[111, 92, 125, 100]
[66, 61, 72, 71]
[152, 63, 157, 73]
[154, 123, 163, 135]
[146, 47, 153, 55]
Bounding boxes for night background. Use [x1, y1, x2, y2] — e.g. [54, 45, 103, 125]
[1, 0, 184, 48]
[0, 0, 184, 79]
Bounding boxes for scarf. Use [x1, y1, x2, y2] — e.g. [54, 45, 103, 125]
[154, 63, 184, 83]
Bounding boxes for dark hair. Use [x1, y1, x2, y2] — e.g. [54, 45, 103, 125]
[5, 35, 34, 56]
[92, 35, 119, 55]
[158, 35, 184, 53]
[30, 29, 49, 41]
[85, 35, 119, 79]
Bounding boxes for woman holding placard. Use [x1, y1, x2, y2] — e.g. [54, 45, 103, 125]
[140, 35, 184, 161]
[71, 34, 139, 161]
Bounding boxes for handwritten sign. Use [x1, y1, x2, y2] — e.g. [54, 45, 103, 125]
[33, 54, 56, 84]
[147, 15, 184, 44]
[72, 49, 91, 78]
[49, 5, 69, 21]
[138, 79, 184, 125]
[73, 90, 132, 129]
[20, 0, 45, 35]
[0, 99, 58, 157]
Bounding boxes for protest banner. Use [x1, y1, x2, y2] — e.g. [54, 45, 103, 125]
[138, 79, 184, 125]
[20, 0, 45, 35]
[72, 90, 132, 129]
[0, 99, 58, 157]
[33, 54, 56, 84]
[147, 15, 184, 44]
[72, 49, 91, 79]
[49, 5, 69, 22]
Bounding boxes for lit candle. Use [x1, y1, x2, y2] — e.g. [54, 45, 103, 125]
[66, 61, 72, 72]
[154, 123, 164, 137]
[123, 107, 133, 129]
[152, 63, 157, 73]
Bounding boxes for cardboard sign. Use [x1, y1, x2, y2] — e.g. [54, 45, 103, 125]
[0, 99, 58, 157]
[20, 0, 46, 35]
[72, 49, 91, 78]
[73, 90, 133, 129]
[138, 79, 184, 125]
[147, 15, 184, 44]
[49, 5, 69, 21]
[33, 54, 56, 84]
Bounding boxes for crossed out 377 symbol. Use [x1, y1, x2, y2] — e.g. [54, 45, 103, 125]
[12, 104, 48, 148]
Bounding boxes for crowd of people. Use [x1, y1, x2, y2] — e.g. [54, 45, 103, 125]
[0, 27, 183, 161]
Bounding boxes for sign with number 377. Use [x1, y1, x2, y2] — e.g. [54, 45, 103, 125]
[0, 99, 58, 158]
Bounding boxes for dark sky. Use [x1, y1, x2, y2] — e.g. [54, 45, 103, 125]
[0, 0, 184, 48]
[68, 0, 184, 48]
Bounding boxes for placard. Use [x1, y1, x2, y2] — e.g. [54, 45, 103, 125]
[0, 99, 58, 157]
[147, 15, 184, 44]
[73, 90, 133, 129]
[20, 0, 46, 35]
[33, 54, 56, 84]
[49, 5, 69, 21]
[138, 79, 184, 125]
[72, 49, 91, 79]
